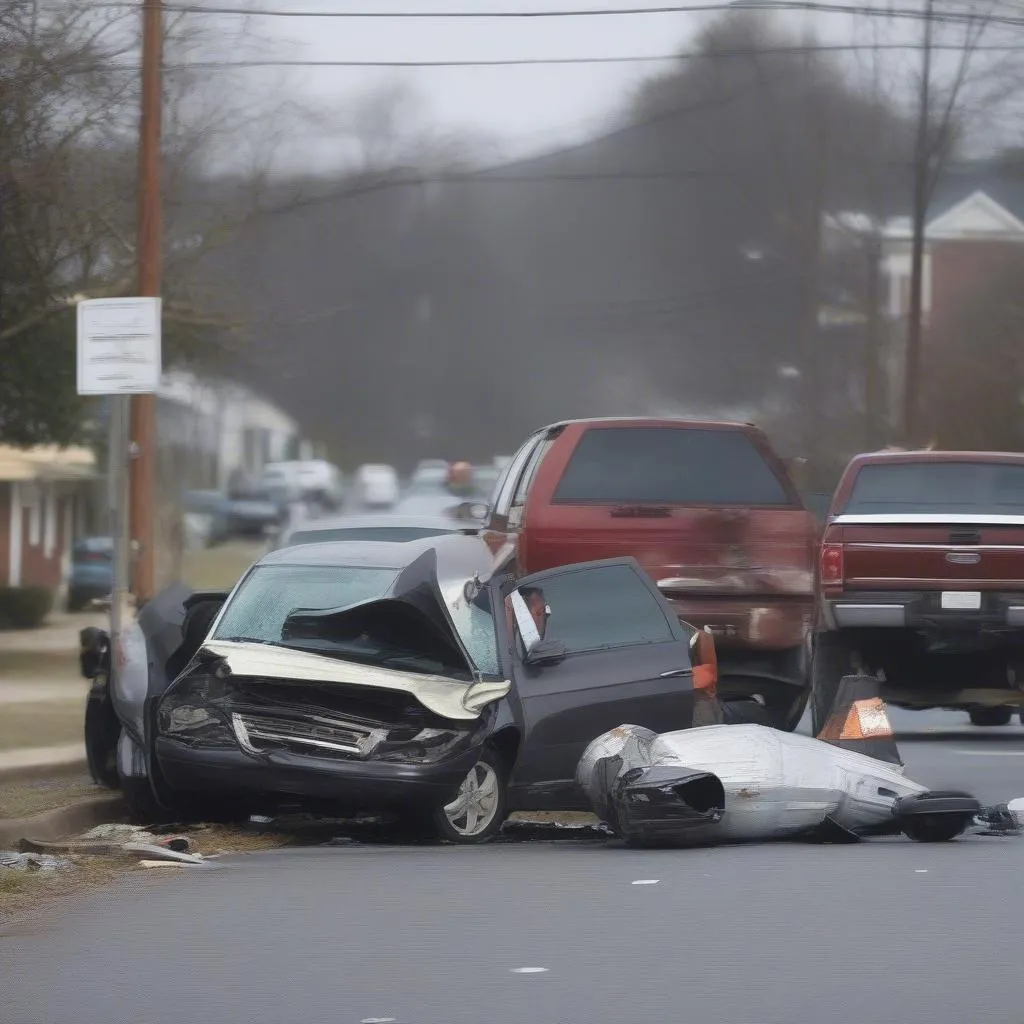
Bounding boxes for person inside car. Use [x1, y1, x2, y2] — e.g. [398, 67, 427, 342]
[520, 586, 549, 639]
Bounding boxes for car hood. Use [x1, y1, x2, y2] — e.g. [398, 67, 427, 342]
[194, 547, 508, 721]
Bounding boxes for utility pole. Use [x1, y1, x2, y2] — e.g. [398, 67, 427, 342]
[863, 230, 883, 450]
[904, 0, 934, 445]
[129, 0, 163, 604]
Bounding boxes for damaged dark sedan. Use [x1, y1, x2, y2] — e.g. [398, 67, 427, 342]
[151, 535, 718, 843]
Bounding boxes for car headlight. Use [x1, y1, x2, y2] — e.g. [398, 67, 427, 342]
[157, 677, 231, 744]
[373, 727, 468, 764]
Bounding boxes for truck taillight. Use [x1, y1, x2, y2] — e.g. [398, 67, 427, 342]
[820, 543, 844, 585]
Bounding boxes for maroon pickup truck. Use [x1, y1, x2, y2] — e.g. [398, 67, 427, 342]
[812, 450, 1024, 731]
[481, 418, 819, 730]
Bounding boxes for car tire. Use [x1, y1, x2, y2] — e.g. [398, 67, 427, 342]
[121, 775, 175, 826]
[809, 632, 857, 736]
[768, 689, 810, 732]
[969, 707, 1013, 727]
[84, 689, 121, 790]
[430, 747, 508, 845]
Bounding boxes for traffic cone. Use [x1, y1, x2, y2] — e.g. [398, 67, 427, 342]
[816, 674, 902, 766]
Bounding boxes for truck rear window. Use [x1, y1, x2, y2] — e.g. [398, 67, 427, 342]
[844, 462, 1024, 515]
[552, 427, 794, 506]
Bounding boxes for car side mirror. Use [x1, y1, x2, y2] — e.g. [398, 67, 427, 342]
[523, 638, 569, 666]
[689, 626, 718, 695]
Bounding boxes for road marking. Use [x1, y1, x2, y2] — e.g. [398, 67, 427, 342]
[949, 748, 1024, 756]
[361, 1018, 397, 1023]
[510, 967, 549, 974]
[915, 869, 928, 874]
[632, 879, 660, 885]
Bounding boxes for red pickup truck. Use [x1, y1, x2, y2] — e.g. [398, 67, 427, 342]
[813, 450, 1024, 731]
[481, 417, 818, 730]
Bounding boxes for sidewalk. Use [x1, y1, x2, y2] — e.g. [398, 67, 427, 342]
[0, 610, 106, 655]
[0, 612, 100, 779]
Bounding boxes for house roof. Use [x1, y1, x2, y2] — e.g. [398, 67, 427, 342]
[927, 163, 1024, 224]
[0, 445, 97, 483]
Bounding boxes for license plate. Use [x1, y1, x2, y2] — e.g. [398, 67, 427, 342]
[941, 591, 981, 610]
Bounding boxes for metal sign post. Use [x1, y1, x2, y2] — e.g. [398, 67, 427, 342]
[77, 296, 162, 675]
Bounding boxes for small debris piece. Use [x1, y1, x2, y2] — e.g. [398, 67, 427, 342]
[1, 851, 73, 873]
[138, 860, 187, 869]
[121, 842, 204, 865]
[80, 824, 158, 844]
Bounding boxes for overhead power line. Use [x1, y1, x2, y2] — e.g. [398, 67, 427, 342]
[46, 0, 1024, 28]
[89, 42, 1024, 72]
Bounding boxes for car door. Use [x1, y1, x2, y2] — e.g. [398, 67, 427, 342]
[502, 557, 699, 809]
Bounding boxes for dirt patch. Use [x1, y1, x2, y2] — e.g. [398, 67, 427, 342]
[0, 772, 99, 819]
[0, 822, 296, 925]
[0, 702, 85, 754]
[180, 541, 264, 590]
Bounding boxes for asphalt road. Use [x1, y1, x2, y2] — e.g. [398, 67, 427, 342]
[3, 707, 1024, 1024]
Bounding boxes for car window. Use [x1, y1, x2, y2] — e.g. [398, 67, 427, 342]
[286, 526, 453, 546]
[440, 583, 501, 675]
[511, 563, 676, 656]
[552, 427, 794, 507]
[843, 462, 1024, 515]
[492, 433, 545, 517]
[212, 565, 398, 643]
[510, 438, 554, 511]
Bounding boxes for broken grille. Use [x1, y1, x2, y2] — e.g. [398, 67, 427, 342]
[231, 711, 387, 759]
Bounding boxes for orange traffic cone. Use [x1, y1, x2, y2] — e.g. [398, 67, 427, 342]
[816, 674, 902, 766]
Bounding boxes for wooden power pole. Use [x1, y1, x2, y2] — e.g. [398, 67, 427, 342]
[904, 0, 934, 445]
[129, 0, 163, 603]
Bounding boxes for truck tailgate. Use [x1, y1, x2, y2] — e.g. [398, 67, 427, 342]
[832, 514, 1024, 590]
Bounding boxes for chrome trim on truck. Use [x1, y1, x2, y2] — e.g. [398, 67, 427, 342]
[832, 514, 1024, 526]
[832, 604, 906, 628]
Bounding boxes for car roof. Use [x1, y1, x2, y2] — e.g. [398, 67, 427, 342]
[538, 416, 758, 432]
[846, 450, 1024, 469]
[285, 514, 467, 533]
[258, 532, 498, 580]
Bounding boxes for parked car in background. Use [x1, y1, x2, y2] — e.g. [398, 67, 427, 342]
[67, 536, 114, 611]
[262, 460, 343, 510]
[183, 490, 230, 549]
[275, 514, 479, 549]
[148, 537, 719, 842]
[814, 450, 1024, 731]
[225, 487, 283, 540]
[481, 417, 818, 730]
[409, 459, 450, 492]
[353, 464, 399, 511]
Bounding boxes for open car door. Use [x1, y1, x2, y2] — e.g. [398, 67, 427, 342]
[502, 556, 707, 810]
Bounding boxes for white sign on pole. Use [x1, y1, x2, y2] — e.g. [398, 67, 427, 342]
[76, 296, 162, 396]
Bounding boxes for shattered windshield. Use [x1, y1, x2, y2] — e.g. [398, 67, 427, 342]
[212, 565, 399, 644]
[440, 581, 500, 676]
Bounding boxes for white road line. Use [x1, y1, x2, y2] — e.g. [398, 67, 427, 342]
[510, 967, 549, 974]
[631, 879, 660, 885]
[949, 748, 1024, 756]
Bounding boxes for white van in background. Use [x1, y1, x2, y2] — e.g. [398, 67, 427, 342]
[353, 464, 399, 511]
[262, 460, 343, 509]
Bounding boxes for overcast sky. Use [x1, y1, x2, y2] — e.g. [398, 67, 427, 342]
[192, 0, 864, 171]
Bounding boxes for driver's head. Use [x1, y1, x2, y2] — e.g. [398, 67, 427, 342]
[447, 461, 474, 495]
[520, 586, 548, 637]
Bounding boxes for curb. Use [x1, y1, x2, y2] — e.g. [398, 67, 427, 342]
[0, 756, 89, 784]
[0, 794, 126, 848]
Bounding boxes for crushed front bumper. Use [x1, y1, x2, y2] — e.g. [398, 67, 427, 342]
[155, 737, 480, 812]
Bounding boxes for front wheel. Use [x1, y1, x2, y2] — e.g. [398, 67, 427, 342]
[969, 707, 1013, 727]
[431, 748, 508, 844]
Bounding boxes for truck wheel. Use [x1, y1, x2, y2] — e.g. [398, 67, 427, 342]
[810, 633, 856, 735]
[969, 707, 1013, 727]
